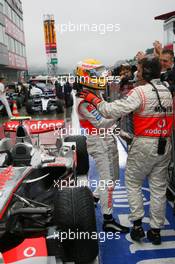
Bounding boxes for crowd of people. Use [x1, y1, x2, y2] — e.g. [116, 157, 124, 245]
[55, 79, 73, 107]
[75, 41, 175, 245]
[111, 41, 175, 97]
[0, 40, 174, 246]
[0, 76, 74, 118]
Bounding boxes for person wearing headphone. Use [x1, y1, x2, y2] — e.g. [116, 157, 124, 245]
[79, 57, 173, 245]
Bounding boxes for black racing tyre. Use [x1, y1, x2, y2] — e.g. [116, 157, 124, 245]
[52, 187, 98, 263]
[56, 100, 64, 113]
[26, 100, 34, 115]
[64, 135, 89, 175]
[65, 93, 73, 108]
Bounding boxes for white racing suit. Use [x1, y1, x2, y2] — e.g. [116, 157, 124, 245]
[0, 93, 12, 118]
[96, 79, 173, 228]
[77, 97, 119, 215]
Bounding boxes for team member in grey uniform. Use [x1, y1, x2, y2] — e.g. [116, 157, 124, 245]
[75, 59, 129, 233]
[77, 95, 129, 233]
[79, 58, 173, 244]
[0, 77, 13, 118]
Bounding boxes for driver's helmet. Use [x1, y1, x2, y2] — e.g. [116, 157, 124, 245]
[75, 58, 108, 90]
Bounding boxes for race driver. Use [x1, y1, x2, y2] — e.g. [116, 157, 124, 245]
[75, 59, 129, 233]
[79, 57, 173, 245]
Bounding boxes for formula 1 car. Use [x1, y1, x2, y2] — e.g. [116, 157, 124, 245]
[26, 83, 64, 115]
[0, 118, 98, 264]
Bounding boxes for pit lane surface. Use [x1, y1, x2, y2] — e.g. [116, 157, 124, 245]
[0, 102, 175, 263]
